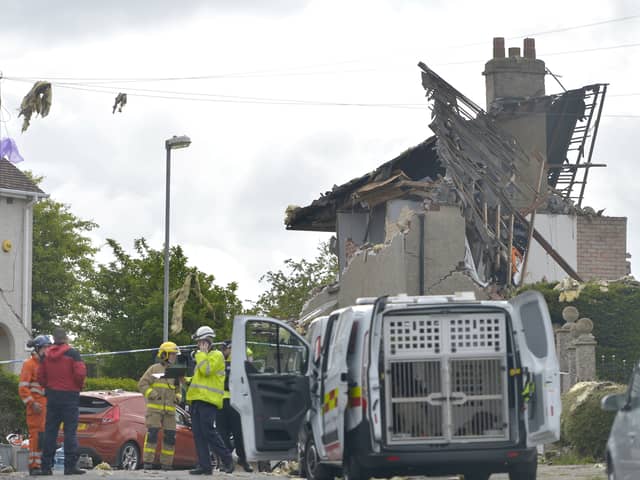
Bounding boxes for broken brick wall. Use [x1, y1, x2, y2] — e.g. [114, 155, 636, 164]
[577, 216, 628, 280]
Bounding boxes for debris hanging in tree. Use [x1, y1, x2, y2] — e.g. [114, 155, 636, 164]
[170, 270, 216, 334]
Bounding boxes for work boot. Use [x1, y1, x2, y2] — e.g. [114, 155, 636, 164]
[161, 465, 173, 471]
[221, 458, 234, 474]
[238, 459, 253, 473]
[143, 463, 153, 470]
[189, 467, 212, 475]
[29, 469, 43, 476]
[64, 467, 86, 475]
[33, 470, 52, 476]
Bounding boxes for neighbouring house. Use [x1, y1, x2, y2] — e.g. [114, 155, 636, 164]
[285, 37, 629, 324]
[0, 158, 47, 371]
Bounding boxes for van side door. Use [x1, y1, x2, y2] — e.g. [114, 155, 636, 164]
[320, 310, 355, 461]
[508, 290, 561, 446]
[230, 316, 311, 461]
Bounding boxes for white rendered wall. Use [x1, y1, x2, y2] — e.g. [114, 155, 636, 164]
[522, 214, 577, 284]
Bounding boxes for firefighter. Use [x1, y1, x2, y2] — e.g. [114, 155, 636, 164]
[186, 326, 233, 475]
[218, 340, 253, 472]
[138, 341, 182, 470]
[19, 335, 52, 475]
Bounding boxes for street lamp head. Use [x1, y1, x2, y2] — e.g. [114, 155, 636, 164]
[165, 135, 191, 150]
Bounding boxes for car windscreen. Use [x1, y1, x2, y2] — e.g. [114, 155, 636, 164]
[79, 396, 113, 414]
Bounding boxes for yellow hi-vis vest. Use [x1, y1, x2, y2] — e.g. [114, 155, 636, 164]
[186, 349, 226, 408]
[138, 362, 179, 414]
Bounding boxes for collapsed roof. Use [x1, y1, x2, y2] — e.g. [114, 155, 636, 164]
[285, 81, 604, 234]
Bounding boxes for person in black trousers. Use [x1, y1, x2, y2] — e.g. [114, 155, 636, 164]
[36, 328, 87, 475]
[218, 341, 253, 472]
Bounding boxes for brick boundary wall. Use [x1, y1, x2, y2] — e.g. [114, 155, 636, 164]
[576, 216, 628, 280]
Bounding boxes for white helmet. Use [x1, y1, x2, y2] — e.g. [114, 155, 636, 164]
[192, 326, 215, 342]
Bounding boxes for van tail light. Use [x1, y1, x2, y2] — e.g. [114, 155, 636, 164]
[386, 456, 400, 462]
[102, 405, 120, 424]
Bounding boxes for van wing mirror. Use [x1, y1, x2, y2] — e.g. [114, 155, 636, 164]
[601, 393, 627, 412]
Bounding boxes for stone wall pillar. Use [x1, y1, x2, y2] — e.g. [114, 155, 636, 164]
[567, 340, 577, 389]
[556, 326, 571, 393]
[575, 317, 597, 382]
[558, 306, 579, 393]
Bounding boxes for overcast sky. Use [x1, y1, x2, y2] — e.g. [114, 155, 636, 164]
[0, 0, 638, 306]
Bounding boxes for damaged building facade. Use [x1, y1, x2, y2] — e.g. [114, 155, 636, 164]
[285, 38, 628, 323]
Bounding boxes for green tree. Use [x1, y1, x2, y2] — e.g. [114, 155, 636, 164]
[83, 238, 242, 378]
[30, 176, 97, 334]
[252, 241, 338, 320]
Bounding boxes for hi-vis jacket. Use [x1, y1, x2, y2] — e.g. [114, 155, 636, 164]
[19, 355, 46, 408]
[138, 363, 179, 414]
[186, 350, 226, 408]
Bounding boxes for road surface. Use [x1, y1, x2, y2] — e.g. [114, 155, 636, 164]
[0, 463, 608, 480]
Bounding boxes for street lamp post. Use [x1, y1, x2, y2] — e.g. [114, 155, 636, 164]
[163, 135, 191, 342]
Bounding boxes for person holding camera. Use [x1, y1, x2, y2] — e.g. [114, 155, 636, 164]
[19, 335, 52, 475]
[186, 326, 233, 475]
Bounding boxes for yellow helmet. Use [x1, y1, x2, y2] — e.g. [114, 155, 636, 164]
[158, 341, 180, 360]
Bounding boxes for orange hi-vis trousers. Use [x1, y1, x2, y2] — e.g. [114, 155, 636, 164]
[27, 410, 46, 470]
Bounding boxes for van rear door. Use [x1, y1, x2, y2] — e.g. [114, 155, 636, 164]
[508, 290, 561, 446]
[320, 309, 355, 460]
[230, 316, 311, 461]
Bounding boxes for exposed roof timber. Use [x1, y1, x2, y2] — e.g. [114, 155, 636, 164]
[418, 61, 582, 282]
[285, 137, 441, 231]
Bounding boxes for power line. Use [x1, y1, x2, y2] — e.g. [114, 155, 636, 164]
[12, 81, 635, 118]
[51, 83, 429, 110]
[4, 14, 640, 85]
[514, 14, 640, 39]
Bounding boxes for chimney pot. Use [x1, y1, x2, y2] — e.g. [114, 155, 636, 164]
[493, 37, 505, 59]
[523, 38, 536, 59]
[508, 47, 521, 58]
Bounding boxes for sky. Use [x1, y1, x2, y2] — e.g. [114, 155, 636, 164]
[0, 0, 638, 306]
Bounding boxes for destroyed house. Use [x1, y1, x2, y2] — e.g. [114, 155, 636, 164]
[285, 37, 628, 322]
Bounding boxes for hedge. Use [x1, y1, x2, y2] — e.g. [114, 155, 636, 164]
[0, 367, 26, 437]
[561, 381, 626, 459]
[84, 377, 139, 392]
[520, 280, 640, 370]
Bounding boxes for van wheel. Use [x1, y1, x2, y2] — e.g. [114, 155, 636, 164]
[118, 441, 140, 470]
[508, 458, 537, 480]
[302, 436, 333, 480]
[343, 455, 369, 480]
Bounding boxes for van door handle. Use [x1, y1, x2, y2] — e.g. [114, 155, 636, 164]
[340, 372, 348, 382]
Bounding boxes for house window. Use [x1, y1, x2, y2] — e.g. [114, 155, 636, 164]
[6, 198, 13, 204]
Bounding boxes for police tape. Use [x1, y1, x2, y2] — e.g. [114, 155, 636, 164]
[0, 339, 302, 365]
[0, 343, 215, 365]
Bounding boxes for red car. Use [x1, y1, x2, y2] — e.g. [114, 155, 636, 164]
[58, 390, 197, 469]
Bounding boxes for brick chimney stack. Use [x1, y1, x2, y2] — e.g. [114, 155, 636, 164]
[483, 37, 548, 211]
[483, 37, 546, 109]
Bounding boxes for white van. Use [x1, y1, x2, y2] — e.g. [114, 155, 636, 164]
[230, 290, 560, 480]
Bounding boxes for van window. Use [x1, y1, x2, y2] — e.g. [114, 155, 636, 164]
[519, 301, 548, 358]
[629, 368, 640, 409]
[245, 320, 308, 375]
[321, 314, 339, 373]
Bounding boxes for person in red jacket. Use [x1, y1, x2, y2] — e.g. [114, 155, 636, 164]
[36, 327, 87, 476]
[19, 335, 52, 475]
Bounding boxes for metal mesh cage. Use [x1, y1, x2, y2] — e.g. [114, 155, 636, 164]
[383, 312, 509, 445]
[448, 316, 505, 354]
[387, 318, 442, 356]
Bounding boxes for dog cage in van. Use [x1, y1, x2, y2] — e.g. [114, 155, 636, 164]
[382, 311, 510, 445]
